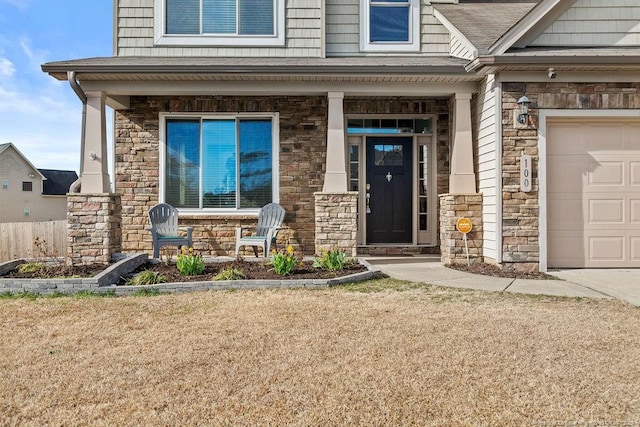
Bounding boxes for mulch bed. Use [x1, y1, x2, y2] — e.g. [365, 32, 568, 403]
[2, 260, 367, 282]
[3, 264, 108, 279]
[446, 262, 558, 280]
[122, 260, 367, 284]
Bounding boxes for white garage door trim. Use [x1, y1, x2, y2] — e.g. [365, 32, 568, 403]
[539, 109, 640, 272]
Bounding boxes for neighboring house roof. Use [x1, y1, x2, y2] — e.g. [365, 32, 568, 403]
[0, 143, 46, 180]
[433, 1, 539, 54]
[38, 169, 78, 196]
[42, 56, 472, 81]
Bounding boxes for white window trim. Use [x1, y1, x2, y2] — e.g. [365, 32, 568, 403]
[154, 0, 285, 47]
[360, 0, 420, 52]
[158, 112, 280, 216]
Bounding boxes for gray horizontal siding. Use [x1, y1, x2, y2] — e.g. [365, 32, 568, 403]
[472, 75, 497, 261]
[116, 0, 322, 57]
[450, 34, 474, 60]
[531, 0, 640, 46]
[325, 1, 451, 56]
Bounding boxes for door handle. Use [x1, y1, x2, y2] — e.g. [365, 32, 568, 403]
[366, 192, 371, 214]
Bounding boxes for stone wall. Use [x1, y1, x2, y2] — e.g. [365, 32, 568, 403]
[502, 82, 640, 271]
[67, 194, 121, 265]
[439, 193, 483, 265]
[314, 192, 358, 257]
[115, 96, 449, 257]
[115, 96, 327, 256]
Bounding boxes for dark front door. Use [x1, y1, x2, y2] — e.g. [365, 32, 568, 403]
[366, 137, 413, 243]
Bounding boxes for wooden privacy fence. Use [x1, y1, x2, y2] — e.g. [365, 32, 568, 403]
[0, 220, 67, 262]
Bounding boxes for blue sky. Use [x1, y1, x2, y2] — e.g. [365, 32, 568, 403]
[0, 0, 112, 173]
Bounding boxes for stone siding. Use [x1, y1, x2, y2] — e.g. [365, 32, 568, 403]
[115, 96, 327, 256]
[502, 82, 640, 271]
[116, 96, 449, 257]
[314, 192, 358, 257]
[67, 194, 122, 266]
[439, 193, 483, 265]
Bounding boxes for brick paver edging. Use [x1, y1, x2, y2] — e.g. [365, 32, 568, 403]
[0, 256, 382, 296]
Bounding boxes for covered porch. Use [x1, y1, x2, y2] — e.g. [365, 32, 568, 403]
[43, 57, 484, 265]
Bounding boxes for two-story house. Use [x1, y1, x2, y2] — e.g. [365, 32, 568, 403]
[43, 0, 640, 271]
[0, 143, 78, 223]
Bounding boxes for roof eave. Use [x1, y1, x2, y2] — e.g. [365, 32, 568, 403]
[42, 63, 471, 81]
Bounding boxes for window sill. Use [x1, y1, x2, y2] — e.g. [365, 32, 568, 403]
[154, 34, 285, 47]
[178, 210, 261, 220]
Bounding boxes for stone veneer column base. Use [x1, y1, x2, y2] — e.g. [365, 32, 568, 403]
[314, 192, 358, 257]
[439, 193, 483, 265]
[67, 193, 122, 266]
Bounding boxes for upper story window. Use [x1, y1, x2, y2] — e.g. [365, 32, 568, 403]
[22, 181, 33, 192]
[155, 0, 285, 46]
[1, 180, 7, 189]
[360, 0, 420, 52]
[160, 113, 279, 213]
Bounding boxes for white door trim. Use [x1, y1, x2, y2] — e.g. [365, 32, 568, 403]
[538, 109, 640, 271]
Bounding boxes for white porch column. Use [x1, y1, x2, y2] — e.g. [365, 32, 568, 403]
[449, 92, 476, 193]
[81, 91, 110, 193]
[323, 91, 348, 192]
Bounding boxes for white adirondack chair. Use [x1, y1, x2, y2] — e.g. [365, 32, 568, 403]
[235, 203, 285, 258]
[147, 203, 193, 258]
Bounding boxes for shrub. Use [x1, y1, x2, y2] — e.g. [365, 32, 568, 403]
[176, 247, 205, 276]
[125, 270, 167, 286]
[214, 267, 247, 281]
[18, 262, 45, 274]
[313, 247, 348, 271]
[270, 245, 298, 276]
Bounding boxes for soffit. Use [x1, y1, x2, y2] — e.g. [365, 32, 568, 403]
[42, 56, 480, 83]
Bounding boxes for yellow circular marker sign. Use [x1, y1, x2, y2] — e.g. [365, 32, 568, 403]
[456, 217, 473, 234]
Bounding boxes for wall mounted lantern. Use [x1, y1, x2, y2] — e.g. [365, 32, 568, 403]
[516, 95, 531, 125]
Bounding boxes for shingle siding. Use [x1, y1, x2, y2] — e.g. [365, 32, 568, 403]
[116, 0, 322, 57]
[325, 1, 451, 56]
[531, 0, 640, 46]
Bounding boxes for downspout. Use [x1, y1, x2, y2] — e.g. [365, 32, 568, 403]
[68, 71, 86, 193]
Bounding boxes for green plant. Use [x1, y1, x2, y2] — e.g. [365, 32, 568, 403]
[176, 247, 205, 276]
[313, 247, 348, 271]
[125, 270, 167, 286]
[18, 262, 45, 274]
[214, 267, 247, 281]
[270, 245, 298, 276]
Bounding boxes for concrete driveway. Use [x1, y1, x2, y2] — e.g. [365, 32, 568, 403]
[365, 257, 640, 306]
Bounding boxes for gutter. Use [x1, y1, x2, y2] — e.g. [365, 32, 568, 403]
[67, 71, 86, 193]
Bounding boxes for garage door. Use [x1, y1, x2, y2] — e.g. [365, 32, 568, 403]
[547, 119, 640, 268]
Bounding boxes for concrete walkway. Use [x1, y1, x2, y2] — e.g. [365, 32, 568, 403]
[365, 256, 640, 306]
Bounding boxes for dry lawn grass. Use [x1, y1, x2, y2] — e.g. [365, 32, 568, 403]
[1, 279, 639, 426]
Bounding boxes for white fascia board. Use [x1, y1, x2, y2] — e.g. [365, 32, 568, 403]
[80, 80, 480, 97]
[489, 0, 574, 56]
[432, 8, 478, 59]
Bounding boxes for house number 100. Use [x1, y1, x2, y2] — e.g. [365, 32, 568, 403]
[520, 154, 532, 192]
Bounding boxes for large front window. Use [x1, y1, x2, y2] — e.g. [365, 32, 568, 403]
[360, 0, 419, 52]
[155, 0, 285, 46]
[163, 115, 278, 211]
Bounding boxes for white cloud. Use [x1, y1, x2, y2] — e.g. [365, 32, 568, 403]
[0, 0, 28, 9]
[0, 57, 15, 77]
